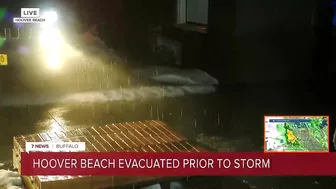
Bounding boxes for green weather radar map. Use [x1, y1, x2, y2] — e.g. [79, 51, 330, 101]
[264, 116, 329, 152]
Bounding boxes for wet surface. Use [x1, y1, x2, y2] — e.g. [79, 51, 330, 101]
[0, 54, 335, 189]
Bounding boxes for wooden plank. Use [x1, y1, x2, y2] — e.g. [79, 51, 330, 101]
[14, 120, 207, 189]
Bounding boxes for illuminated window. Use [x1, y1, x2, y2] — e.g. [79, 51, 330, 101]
[177, 0, 209, 25]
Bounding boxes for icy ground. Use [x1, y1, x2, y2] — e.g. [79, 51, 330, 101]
[0, 65, 218, 107]
[0, 169, 23, 189]
[134, 66, 219, 85]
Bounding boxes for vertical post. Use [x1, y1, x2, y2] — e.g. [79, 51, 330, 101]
[3, 28, 7, 39]
[177, 0, 187, 24]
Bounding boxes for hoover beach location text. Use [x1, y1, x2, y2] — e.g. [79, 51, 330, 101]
[31, 158, 271, 169]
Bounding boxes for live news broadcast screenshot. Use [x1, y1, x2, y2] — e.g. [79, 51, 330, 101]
[1, 0, 336, 189]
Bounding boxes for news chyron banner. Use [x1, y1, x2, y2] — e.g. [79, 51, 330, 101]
[264, 115, 329, 152]
[26, 142, 86, 152]
[21, 152, 336, 176]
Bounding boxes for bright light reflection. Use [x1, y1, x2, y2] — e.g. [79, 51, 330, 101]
[50, 122, 63, 133]
[47, 54, 62, 70]
[39, 28, 63, 50]
[42, 11, 58, 23]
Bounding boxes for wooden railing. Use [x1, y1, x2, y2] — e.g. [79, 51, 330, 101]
[0, 27, 36, 40]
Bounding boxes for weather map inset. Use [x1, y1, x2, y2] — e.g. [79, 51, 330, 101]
[264, 116, 329, 152]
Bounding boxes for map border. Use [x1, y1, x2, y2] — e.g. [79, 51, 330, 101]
[264, 115, 330, 153]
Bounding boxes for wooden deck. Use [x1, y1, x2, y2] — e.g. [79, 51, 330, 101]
[13, 120, 207, 189]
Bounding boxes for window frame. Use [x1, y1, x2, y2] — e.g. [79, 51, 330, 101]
[176, 0, 208, 34]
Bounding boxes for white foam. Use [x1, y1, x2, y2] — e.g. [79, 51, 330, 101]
[134, 66, 219, 85]
[0, 85, 216, 107]
[140, 184, 162, 189]
[139, 182, 184, 189]
[6, 185, 23, 189]
[0, 170, 22, 187]
[152, 74, 197, 85]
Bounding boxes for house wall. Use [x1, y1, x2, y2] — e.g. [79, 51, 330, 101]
[207, 0, 317, 84]
[82, 0, 318, 84]
[121, 0, 176, 60]
[229, 0, 317, 84]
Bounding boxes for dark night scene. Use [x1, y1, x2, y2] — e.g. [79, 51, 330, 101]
[0, 0, 336, 188]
